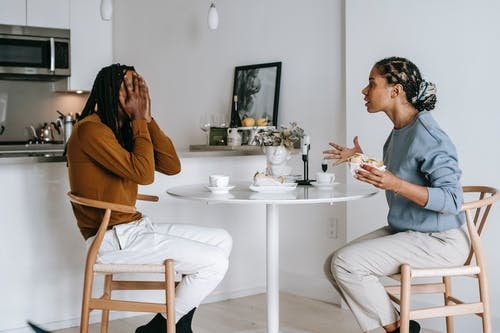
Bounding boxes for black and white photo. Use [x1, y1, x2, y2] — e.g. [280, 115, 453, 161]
[231, 62, 281, 127]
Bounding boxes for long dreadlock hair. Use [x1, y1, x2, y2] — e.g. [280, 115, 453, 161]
[79, 63, 135, 151]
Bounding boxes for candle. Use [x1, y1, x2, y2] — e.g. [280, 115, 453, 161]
[302, 135, 310, 155]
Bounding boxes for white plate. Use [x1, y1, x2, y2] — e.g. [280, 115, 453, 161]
[205, 185, 235, 194]
[249, 183, 297, 193]
[311, 182, 339, 189]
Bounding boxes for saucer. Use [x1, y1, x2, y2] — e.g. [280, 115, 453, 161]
[208, 193, 234, 199]
[311, 182, 339, 190]
[249, 183, 297, 193]
[205, 185, 235, 194]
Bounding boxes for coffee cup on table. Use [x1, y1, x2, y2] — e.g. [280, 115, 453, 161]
[316, 172, 335, 185]
[209, 175, 230, 188]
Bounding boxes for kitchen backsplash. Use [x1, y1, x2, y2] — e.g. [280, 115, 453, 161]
[0, 79, 87, 142]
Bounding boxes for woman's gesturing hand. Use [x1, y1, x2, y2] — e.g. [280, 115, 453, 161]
[323, 136, 363, 166]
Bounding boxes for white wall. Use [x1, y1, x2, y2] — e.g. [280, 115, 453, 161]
[113, 0, 346, 305]
[345, 1, 500, 332]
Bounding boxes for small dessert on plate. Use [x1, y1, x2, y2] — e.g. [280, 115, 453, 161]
[250, 172, 297, 193]
[253, 172, 285, 186]
[348, 153, 386, 176]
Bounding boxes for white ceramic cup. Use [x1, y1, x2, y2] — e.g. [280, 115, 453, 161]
[209, 175, 230, 188]
[316, 172, 335, 184]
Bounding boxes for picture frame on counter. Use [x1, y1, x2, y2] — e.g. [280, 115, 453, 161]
[231, 62, 281, 128]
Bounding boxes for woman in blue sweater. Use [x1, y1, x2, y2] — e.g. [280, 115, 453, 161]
[323, 57, 469, 333]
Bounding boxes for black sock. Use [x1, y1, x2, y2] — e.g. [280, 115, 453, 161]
[135, 308, 197, 333]
[388, 320, 421, 333]
[176, 308, 197, 333]
[135, 313, 166, 333]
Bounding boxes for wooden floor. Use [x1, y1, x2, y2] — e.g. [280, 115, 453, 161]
[54, 292, 437, 333]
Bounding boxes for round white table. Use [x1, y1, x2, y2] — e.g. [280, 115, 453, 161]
[167, 181, 378, 333]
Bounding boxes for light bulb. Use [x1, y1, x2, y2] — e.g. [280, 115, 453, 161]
[208, 3, 219, 30]
[100, 0, 113, 21]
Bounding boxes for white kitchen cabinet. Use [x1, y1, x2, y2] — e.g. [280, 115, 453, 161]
[0, 0, 68, 28]
[0, 0, 111, 91]
[26, 0, 70, 29]
[68, 0, 112, 91]
[0, 0, 26, 25]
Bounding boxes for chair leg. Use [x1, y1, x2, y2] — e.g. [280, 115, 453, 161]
[80, 269, 94, 333]
[399, 264, 411, 333]
[165, 259, 176, 333]
[478, 271, 492, 333]
[100, 274, 113, 333]
[443, 276, 454, 333]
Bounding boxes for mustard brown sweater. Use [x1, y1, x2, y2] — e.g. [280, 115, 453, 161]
[67, 113, 180, 239]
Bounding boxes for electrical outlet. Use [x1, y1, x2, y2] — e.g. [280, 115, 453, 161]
[328, 217, 338, 239]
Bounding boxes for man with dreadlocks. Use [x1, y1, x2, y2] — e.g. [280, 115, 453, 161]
[322, 57, 468, 333]
[67, 64, 232, 333]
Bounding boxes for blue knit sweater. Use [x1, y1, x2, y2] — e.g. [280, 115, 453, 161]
[383, 111, 464, 232]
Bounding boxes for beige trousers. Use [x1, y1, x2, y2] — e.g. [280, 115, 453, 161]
[324, 226, 469, 332]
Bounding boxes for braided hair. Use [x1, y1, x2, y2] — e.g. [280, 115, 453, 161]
[374, 57, 437, 112]
[79, 63, 135, 151]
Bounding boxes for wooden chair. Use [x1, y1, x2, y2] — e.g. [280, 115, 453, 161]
[384, 186, 499, 333]
[68, 192, 176, 333]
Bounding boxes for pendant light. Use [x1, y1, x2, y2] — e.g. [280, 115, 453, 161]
[100, 0, 113, 21]
[207, 2, 219, 30]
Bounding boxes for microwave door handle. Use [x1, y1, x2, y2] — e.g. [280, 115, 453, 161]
[49, 37, 55, 72]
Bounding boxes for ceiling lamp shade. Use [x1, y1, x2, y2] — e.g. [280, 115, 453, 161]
[208, 3, 219, 30]
[100, 0, 113, 21]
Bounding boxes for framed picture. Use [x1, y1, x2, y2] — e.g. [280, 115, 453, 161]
[230, 62, 282, 127]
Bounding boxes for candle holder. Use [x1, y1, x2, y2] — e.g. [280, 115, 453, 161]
[297, 135, 313, 185]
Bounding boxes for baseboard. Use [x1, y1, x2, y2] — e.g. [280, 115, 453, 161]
[1, 286, 266, 333]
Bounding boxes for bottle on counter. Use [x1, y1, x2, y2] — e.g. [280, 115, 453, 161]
[63, 113, 75, 143]
[230, 95, 242, 128]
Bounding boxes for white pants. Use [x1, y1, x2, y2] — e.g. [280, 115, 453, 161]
[86, 217, 233, 322]
[324, 226, 469, 332]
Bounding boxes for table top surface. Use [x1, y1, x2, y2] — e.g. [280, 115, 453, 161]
[167, 181, 379, 205]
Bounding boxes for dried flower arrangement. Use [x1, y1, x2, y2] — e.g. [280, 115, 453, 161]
[254, 122, 304, 149]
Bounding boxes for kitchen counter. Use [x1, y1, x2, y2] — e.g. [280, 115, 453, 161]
[0, 143, 269, 164]
[0, 142, 66, 163]
[189, 144, 263, 154]
[0, 154, 66, 164]
[0, 142, 65, 154]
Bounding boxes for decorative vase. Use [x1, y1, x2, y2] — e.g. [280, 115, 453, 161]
[264, 145, 292, 177]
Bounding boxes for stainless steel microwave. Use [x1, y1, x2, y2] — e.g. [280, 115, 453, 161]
[0, 24, 70, 80]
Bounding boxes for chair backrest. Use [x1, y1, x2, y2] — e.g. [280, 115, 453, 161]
[461, 186, 500, 267]
[67, 192, 159, 263]
[68, 192, 138, 271]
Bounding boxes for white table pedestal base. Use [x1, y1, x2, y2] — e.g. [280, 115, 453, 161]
[261, 205, 312, 333]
